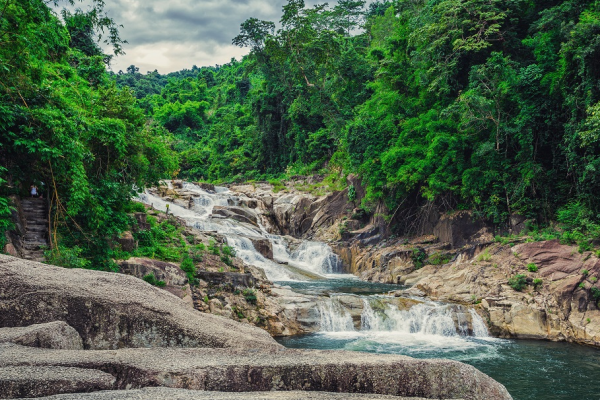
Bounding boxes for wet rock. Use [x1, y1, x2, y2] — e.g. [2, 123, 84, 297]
[197, 182, 216, 192]
[0, 255, 281, 351]
[1, 344, 512, 400]
[250, 237, 273, 260]
[213, 206, 258, 226]
[0, 322, 83, 350]
[0, 366, 115, 399]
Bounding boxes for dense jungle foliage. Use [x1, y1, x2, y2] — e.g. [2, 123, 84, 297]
[118, 0, 600, 240]
[0, 0, 178, 268]
[2, 0, 600, 268]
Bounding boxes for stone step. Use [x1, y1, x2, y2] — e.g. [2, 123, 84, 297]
[26, 225, 48, 232]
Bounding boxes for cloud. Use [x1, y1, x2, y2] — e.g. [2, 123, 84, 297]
[61, 0, 363, 73]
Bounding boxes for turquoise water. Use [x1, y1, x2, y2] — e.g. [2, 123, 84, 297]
[275, 278, 600, 400]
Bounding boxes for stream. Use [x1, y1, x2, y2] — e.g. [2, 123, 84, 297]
[139, 183, 600, 400]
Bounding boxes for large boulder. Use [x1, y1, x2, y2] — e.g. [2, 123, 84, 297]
[433, 211, 493, 249]
[0, 322, 83, 350]
[1, 343, 512, 400]
[31, 388, 434, 399]
[0, 366, 115, 399]
[0, 255, 280, 351]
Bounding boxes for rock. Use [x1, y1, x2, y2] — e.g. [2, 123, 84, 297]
[433, 211, 493, 249]
[117, 231, 136, 252]
[1, 343, 512, 400]
[133, 212, 150, 231]
[118, 257, 194, 309]
[197, 182, 216, 192]
[212, 206, 258, 226]
[250, 237, 273, 260]
[0, 366, 115, 399]
[0, 255, 281, 351]
[0, 322, 83, 350]
[196, 271, 257, 289]
[3, 243, 19, 258]
[31, 387, 436, 399]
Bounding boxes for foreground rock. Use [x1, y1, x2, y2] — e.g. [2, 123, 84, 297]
[0, 322, 83, 350]
[1, 366, 115, 399]
[0, 255, 280, 351]
[1, 344, 512, 400]
[31, 388, 436, 399]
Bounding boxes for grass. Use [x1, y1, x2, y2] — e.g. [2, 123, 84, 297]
[477, 249, 492, 262]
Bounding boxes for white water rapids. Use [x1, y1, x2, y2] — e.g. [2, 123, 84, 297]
[137, 182, 489, 345]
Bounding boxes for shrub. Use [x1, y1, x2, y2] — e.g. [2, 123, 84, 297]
[411, 248, 427, 269]
[591, 287, 600, 308]
[508, 274, 527, 291]
[221, 245, 236, 257]
[243, 288, 257, 304]
[45, 246, 90, 269]
[590, 276, 598, 283]
[533, 278, 543, 289]
[348, 184, 356, 202]
[143, 273, 166, 287]
[180, 256, 197, 285]
[579, 282, 586, 289]
[582, 269, 589, 276]
[208, 239, 220, 256]
[527, 263, 538, 272]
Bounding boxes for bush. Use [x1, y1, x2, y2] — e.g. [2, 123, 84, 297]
[221, 245, 236, 257]
[180, 256, 197, 285]
[508, 274, 527, 291]
[411, 248, 427, 269]
[591, 287, 600, 307]
[143, 273, 166, 287]
[45, 246, 91, 269]
[582, 269, 589, 276]
[348, 184, 356, 202]
[243, 288, 257, 304]
[428, 252, 451, 265]
[527, 263, 538, 272]
[533, 278, 543, 289]
[208, 239, 220, 256]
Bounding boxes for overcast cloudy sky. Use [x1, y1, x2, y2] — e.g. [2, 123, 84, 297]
[66, 0, 333, 74]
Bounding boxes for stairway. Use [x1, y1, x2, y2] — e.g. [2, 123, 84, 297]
[20, 198, 49, 262]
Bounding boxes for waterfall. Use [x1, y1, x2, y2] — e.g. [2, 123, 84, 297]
[318, 296, 489, 338]
[136, 186, 342, 281]
[318, 298, 355, 332]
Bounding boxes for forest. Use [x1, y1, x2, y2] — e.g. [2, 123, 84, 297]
[116, 0, 600, 240]
[2, 0, 600, 266]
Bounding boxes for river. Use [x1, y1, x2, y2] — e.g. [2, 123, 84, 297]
[139, 183, 600, 400]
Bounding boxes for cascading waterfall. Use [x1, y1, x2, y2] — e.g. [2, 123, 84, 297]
[318, 295, 489, 338]
[136, 185, 342, 281]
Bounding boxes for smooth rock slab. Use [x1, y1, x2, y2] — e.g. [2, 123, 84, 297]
[30, 387, 439, 399]
[0, 255, 279, 351]
[0, 366, 115, 399]
[0, 322, 83, 350]
[0, 344, 512, 400]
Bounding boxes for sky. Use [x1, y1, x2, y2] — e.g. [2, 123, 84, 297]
[63, 0, 329, 74]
